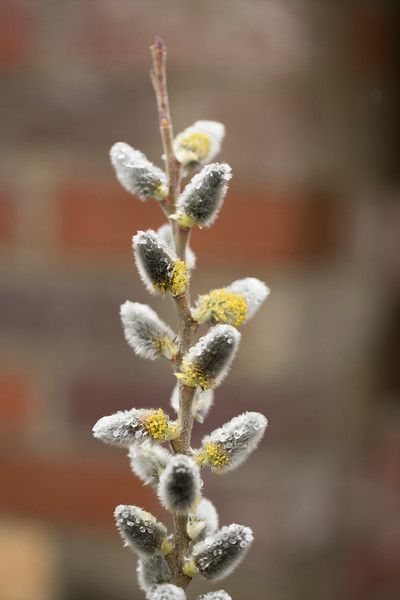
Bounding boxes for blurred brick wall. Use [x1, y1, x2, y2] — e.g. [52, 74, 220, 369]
[0, 1, 399, 599]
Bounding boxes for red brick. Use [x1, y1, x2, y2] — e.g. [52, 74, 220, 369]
[57, 179, 338, 264]
[0, 453, 159, 530]
[193, 188, 338, 264]
[76, 5, 148, 67]
[0, 1, 34, 67]
[0, 189, 16, 244]
[0, 371, 31, 426]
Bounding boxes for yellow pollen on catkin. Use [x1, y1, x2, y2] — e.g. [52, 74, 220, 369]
[182, 560, 198, 578]
[142, 409, 169, 441]
[196, 289, 248, 327]
[176, 359, 213, 389]
[204, 442, 230, 470]
[153, 260, 188, 296]
[161, 537, 173, 556]
[169, 260, 189, 296]
[154, 336, 178, 359]
[153, 182, 167, 200]
[179, 132, 211, 163]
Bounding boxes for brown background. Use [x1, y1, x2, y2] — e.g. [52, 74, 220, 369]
[0, 1, 399, 599]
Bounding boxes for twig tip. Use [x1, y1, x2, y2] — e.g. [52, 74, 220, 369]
[152, 35, 166, 50]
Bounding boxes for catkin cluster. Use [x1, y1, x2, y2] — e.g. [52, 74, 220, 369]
[92, 39, 269, 600]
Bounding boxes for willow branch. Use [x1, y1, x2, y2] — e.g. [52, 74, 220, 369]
[150, 36, 197, 589]
[150, 36, 181, 214]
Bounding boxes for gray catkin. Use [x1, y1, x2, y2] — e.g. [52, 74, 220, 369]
[133, 230, 177, 294]
[187, 498, 219, 541]
[192, 524, 253, 581]
[158, 454, 202, 514]
[176, 163, 231, 228]
[227, 277, 270, 320]
[92, 407, 170, 448]
[201, 411, 268, 473]
[114, 505, 167, 556]
[180, 325, 241, 389]
[129, 444, 171, 486]
[137, 553, 172, 591]
[110, 142, 166, 200]
[120, 301, 177, 360]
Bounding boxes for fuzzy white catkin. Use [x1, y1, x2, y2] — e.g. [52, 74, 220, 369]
[187, 498, 219, 541]
[176, 163, 231, 228]
[133, 230, 175, 294]
[137, 553, 172, 592]
[191, 524, 253, 581]
[132, 230, 187, 296]
[129, 443, 171, 486]
[227, 277, 270, 320]
[157, 223, 196, 270]
[201, 412, 268, 473]
[158, 454, 202, 514]
[92, 407, 172, 448]
[178, 325, 240, 389]
[194, 498, 219, 534]
[114, 505, 167, 557]
[170, 384, 214, 423]
[110, 142, 167, 200]
[147, 584, 186, 600]
[120, 301, 178, 360]
[196, 592, 231, 600]
[173, 120, 225, 166]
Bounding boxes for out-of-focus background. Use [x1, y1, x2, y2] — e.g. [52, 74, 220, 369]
[0, 1, 399, 599]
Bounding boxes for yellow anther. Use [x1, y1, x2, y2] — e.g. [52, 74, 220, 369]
[204, 442, 230, 470]
[153, 259, 188, 296]
[154, 336, 178, 359]
[170, 260, 188, 296]
[179, 132, 211, 163]
[161, 537, 173, 556]
[195, 289, 247, 327]
[176, 360, 213, 389]
[183, 560, 198, 578]
[142, 409, 169, 441]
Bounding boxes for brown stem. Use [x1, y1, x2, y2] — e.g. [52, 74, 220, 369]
[150, 36, 198, 589]
[150, 36, 181, 212]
